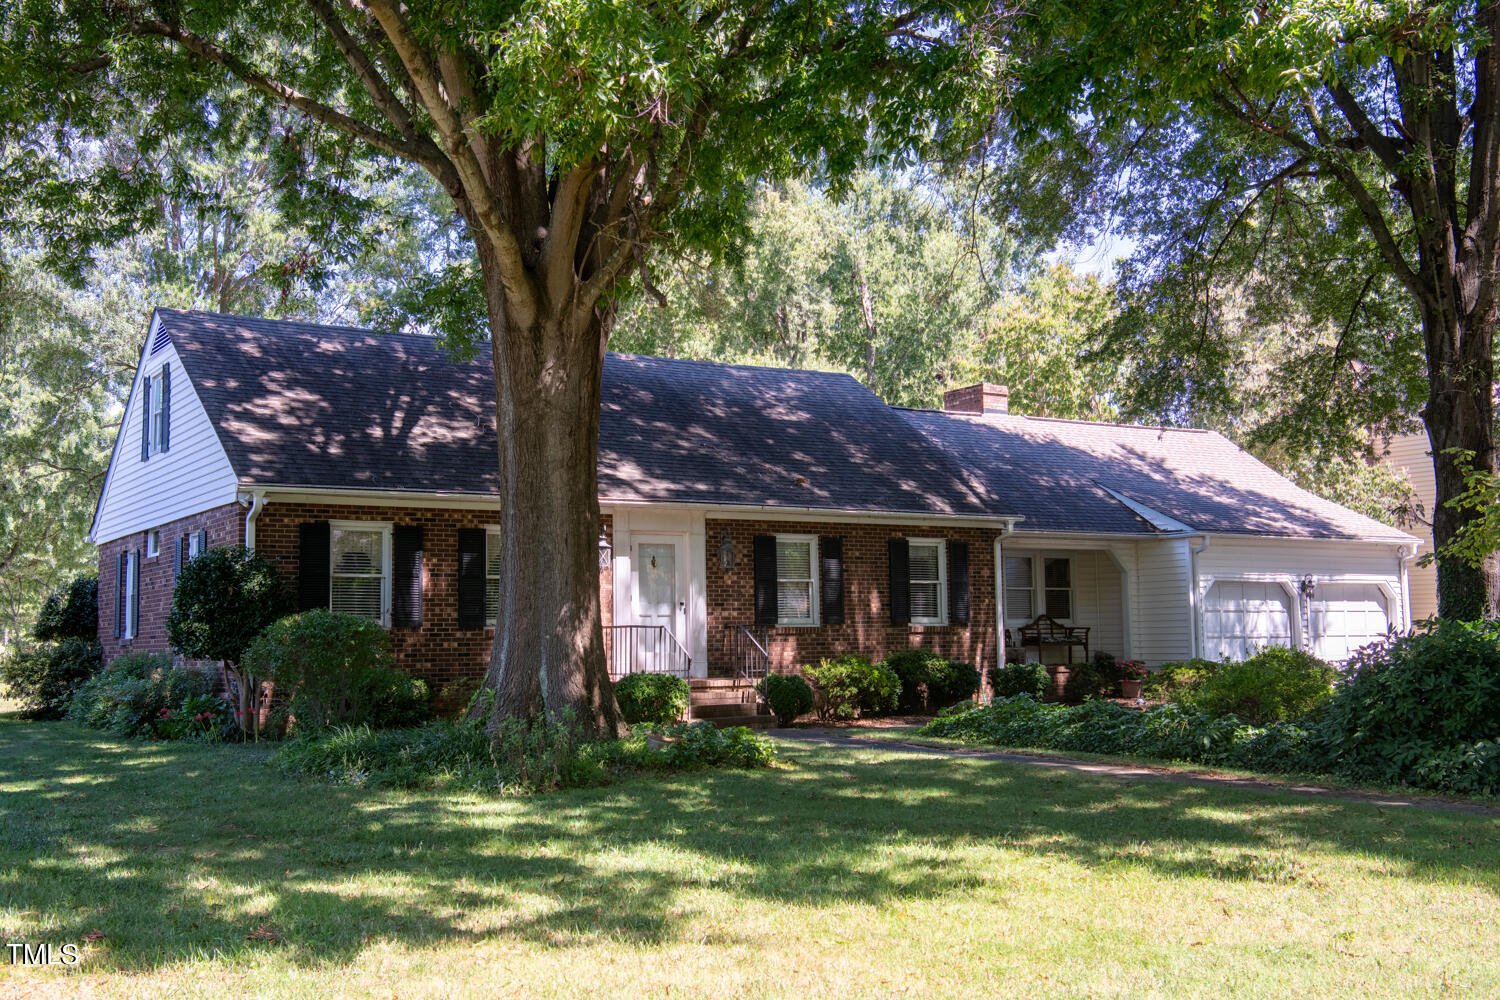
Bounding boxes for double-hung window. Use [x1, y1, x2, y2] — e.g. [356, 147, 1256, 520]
[146, 365, 169, 456]
[907, 538, 947, 625]
[330, 522, 391, 625]
[1003, 555, 1035, 625]
[485, 528, 503, 627]
[775, 535, 818, 626]
[1043, 557, 1073, 619]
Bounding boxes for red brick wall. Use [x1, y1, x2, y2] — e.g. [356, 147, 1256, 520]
[97, 504, 245, 663]
[252, 502, 613, 702]
[704, 517, 999, 674]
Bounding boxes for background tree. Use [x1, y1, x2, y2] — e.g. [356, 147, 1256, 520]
[614, 171, 1121, 413]
[997, 0, 1500, 616]
[2, 1, 1003, 735]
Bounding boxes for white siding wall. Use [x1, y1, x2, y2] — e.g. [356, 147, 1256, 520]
[1002, 542, 1128, 661]
[1379, 432, 1437, 619]
[1131, 537, 1194, 664]
[91, 329, 239, 544]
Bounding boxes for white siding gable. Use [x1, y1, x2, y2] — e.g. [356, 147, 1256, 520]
[90, 316, 239, 544]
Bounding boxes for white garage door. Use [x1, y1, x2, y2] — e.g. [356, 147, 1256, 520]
[1202, 581, 1294, 661]
[1310, 583, 1390, 662]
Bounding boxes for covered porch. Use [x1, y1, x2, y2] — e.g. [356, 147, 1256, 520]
[996, 539, 1131, 666]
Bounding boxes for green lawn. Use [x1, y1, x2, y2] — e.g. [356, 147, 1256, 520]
[1, 711, 1497, 999]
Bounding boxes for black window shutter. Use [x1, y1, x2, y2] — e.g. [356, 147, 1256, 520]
[297, 521, 331, 611]
[159, 364, 171, 452]
[888, 537, 910, 625]
[114, 552, 124, 638]
[139, 374, 151, 462]
[948, 540, 971, 626]
[819, 536, 845, 625]
[752, 535, 778, 625]
[457, 528, 487, 628]
[131, 550, 141, 637]
[174, 535, 185, 578]
[196, 529, 208, 553]
[392, 525, 424, 628]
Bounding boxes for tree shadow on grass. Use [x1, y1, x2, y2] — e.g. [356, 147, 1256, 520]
[0, 718, 1495, 976]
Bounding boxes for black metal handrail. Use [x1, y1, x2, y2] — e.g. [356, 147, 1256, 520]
[605, 624, 692, 678]
[725, 624, 771, 685]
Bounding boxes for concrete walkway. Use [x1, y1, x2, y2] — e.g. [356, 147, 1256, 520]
[772, 727, 1500, 817]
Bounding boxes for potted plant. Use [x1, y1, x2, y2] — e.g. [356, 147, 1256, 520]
[1117, 660, 1147, 700]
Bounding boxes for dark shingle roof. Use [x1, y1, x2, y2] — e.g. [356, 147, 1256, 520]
[159, 309, 1000, 517]
[900, 408, 1414, 541]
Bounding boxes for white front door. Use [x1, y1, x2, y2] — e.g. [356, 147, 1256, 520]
[633, 536, 687, 667]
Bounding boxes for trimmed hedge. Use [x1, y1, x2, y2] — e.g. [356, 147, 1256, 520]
[758, 672, 814, 726]
[804, 655, 900, 720]
[614, 673, 690, 726]
[880, 649, 979, 712]
[242, 611, 430, 731]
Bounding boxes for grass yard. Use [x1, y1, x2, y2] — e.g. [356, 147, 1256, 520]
[1, 711, 1497, 999]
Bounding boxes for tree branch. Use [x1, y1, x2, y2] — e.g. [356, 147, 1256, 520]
[127, 18, 432, 167]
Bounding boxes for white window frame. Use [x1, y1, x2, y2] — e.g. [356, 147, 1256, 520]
[906, 537, 948, 626]
[1042, 555, 1074, 622]
[122, 550, 138, 640]
[147, 366, 167, 456]
[329, 520, 393, 626]
[775, 534, 819, 627]
[188, 532, 205, 560]
[1003, 554, 1036, 627]
[485, 526, 503, 628]
[145, 529, 160, 558]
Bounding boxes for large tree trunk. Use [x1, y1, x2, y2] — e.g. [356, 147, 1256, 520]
[1422, 304, 1500, 620]
[466, 254, 623, 739]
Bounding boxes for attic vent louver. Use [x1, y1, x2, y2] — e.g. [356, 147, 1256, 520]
[150, 325, 171, 356]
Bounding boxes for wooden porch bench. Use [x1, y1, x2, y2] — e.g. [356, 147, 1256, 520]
[1016, 615, 1090, 664]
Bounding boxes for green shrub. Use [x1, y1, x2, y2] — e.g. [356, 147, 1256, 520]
[274, 715, 775, 794]
[1061, 652, 1121, 703]
[33, 576, 98, 641]
[1312, 619, 1500, 794]
[929, 660, 980, 709]
[613, 673, 690, 726]
[242, 611, 429, 731]
[0, 638, 101, 719]
[67, 654, 217, 739]
[804, 655, 900, 720]
[881, 649, 948, 713]
[1142, 658, 1221, 700]
[152, 692, 236, 741]
[758, 672, 814, 726]
[167, 546, 295, 664]
[988, 661, 1050, 700]
[1179, 647, 1335, 725]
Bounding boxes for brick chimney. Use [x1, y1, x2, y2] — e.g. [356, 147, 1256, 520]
[942, 383, 1009, 415]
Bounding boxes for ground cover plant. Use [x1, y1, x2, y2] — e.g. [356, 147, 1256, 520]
[274, 715, 775, 794]
[1, 711, 1496, 999]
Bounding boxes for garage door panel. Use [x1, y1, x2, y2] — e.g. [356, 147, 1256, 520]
[1203, 581, 1293, 661]
[1311, 584, 1390, 662]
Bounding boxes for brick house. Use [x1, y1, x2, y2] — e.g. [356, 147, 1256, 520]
[92, 310, 1421, 707]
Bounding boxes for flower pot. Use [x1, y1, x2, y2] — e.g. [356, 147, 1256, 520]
[1119, 679, 1143, 700]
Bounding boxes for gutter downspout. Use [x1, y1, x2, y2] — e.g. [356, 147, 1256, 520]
[1189, 535, 1210, 659]
[243, 490, 265, 552]
[993, 520, 1016, 694]
[1398, 542, 1419, 630]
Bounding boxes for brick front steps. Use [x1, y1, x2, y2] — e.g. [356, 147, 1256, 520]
[687, 677, 774, 729]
